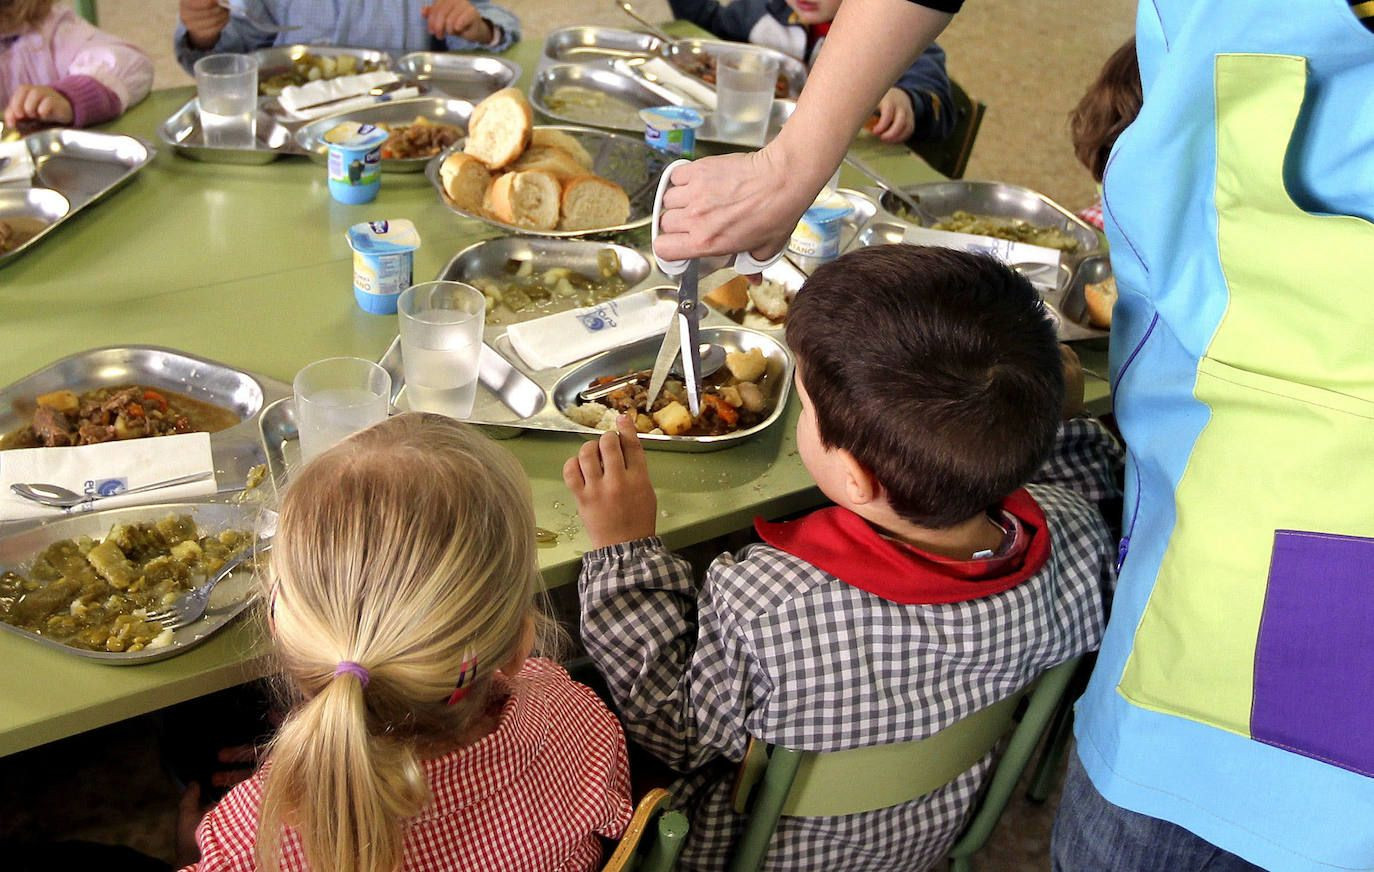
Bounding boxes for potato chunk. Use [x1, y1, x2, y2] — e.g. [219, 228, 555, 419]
[86, 540, 139, 589]
[737, 382, 766, 413]
[36, 390, 79, 414]
[652, 401, 694, 436]
[725, 348, 767, 383]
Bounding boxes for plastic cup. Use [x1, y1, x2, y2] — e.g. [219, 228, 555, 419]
[397, 281, 486, 419]
[293, 357, 391, 462]
[715, 49, 779, 147]
[194, 54, 258, 149]
[325, 121, 388, 205]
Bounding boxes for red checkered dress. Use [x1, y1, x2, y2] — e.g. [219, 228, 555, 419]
[182, 659, 633, 872]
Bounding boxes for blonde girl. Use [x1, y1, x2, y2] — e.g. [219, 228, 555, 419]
[182, 413, 632, 872]
[1, 0, 152, 129]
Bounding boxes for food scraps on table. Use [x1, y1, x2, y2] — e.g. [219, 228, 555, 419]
[0, 515, 253, 653]
[0, 385, 240, 450]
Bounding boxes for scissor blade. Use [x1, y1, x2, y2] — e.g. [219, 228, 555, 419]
[644, 316, 683, 414]
[678, 263, 703, 416]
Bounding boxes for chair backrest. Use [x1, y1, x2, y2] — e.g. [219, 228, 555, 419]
[910, 77, 987, 179]
[602, 788, 690, 872]
[74, 0, 98, 25]
[727, 656, 1081, 872]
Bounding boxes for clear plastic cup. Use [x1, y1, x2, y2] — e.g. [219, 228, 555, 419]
[715, 49, 779, 147]
[293, 357, 391, 462]
[194, 54, 258, 148]
[397, 281, 486, 419]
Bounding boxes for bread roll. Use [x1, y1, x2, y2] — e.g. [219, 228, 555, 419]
[439, 152, 492, 213]
[530, 128, 594, 169]
[747, 280, 789, 322]
[559, 176, 631, 231]
[511, 145, 587, 181]
[484, 170, 561, 231]
[464, 88, 532, 170]
[705, 275, 750, 312]
[1083, 276, 1117, 329]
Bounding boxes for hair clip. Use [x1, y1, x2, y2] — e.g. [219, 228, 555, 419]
[446, 656, 479, 706]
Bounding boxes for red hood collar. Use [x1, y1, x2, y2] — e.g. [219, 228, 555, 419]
[754, 489, 1051, 605]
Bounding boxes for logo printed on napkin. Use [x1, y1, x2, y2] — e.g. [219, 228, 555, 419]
[577, 301, 621, 332]
[87, 478, 129, 497]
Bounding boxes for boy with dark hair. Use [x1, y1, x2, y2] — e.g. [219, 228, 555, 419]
[565, 245, 1121, 871]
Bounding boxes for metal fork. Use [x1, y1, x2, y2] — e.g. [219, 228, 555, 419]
[145, 541, 271, 631]
[215, 0, 302, 33]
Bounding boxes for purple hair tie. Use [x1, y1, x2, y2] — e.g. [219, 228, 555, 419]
[334, 661, 370, 687]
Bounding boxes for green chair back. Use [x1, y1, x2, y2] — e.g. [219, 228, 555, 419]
[603, 788, 690, 872]
[74, 0, 98, 24]
[727, 656, 1082, 872]
[911, 77, 987, 180]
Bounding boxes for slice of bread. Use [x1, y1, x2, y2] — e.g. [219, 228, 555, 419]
[485, 170, 561, 231]
[530, 128, 594, 170]
[439, 152, 492, 213]
[464, 88, 532, 170]
[1083, 276, 1117, 328]
[511, 145, 587, 181]
[705, 275, 750, 312]
[559, 176, 631, 231]
[747, 279, 789, 322]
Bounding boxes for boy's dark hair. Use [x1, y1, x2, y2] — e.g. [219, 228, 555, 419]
[1070, 37, 1142, 182]
[786, 245, 1064, 528]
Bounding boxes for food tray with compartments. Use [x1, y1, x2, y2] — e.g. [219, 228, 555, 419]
[292, 96, 474, 172]
[394, 52, 522, 102]
[0, 501, 274, 664]
[0, 130, 153, 267]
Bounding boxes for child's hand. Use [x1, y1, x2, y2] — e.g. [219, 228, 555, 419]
[563, 415, 659, 549]
[4, 86, 73, 128]
[421, 0, 494, 44]
[180, 0, 230, 49]
[1060, 344, 1086, 419]
[870, 88, 916, 144]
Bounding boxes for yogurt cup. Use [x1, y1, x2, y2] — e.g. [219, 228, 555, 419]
[325, 121, 388, 205]
[788, 189, 854, 263]
[346, 219, 421, 314]
[641, 106, 704, 158]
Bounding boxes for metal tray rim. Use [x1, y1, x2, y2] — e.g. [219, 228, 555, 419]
[292, 95, 474, 172]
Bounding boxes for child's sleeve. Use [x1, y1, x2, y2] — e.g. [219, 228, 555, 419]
[173, 7, 276, 75]
[668, 0, 770, 43]
[579, 538, 770, 772]
[47, 10, 153, 126]
[443, 1, 521, 53]
[1032, 416, 1125, 513]
[893, 41, 956, 143]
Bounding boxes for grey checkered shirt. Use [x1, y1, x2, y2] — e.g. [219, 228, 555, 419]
[579, 418, 1121, 871]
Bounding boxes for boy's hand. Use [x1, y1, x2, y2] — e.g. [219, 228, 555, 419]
[5, 86, 73, 128]
[1060, 344, 1086, 419]
[180, 0, 230, 49]
[870, 88, 916, 144]
[563, 415, 659, 549]
[421, 0, 494, 44]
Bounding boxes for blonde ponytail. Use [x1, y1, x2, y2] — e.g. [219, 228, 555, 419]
[256, 414, 546, 872]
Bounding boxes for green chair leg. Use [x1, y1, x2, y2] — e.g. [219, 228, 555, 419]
[727, 748, 803, 872]
[949, 856, 973, 872]
[1027, 697, 1075, 803]
[74, 0, 98, 24]
[643, 810, 689, 872]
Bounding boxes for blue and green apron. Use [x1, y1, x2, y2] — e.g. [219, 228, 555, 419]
[1076, 2, 1374, 869]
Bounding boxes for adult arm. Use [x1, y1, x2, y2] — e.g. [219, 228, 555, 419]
[656, 0, 953, 262]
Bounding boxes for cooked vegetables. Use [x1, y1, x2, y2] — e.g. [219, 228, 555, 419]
[469, 250, 630, 325]
[378, 117, 462, 160]
[916, 209, 1080, 253]
[260, 52, 385, 96]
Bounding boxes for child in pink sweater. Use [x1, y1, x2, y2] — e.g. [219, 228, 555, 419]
[2, 1, 152, 129]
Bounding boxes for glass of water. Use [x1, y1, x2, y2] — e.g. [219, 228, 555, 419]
[293, 357, 391, 462]
[715, 49, 779, 147]
[397, 281, 486, 419]
[195, 54, 258, 148]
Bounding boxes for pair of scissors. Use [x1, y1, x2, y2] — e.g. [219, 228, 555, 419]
[646, 159, 782, 416]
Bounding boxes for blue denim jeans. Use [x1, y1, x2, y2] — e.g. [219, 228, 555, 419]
[1052, 753, 1266, 872]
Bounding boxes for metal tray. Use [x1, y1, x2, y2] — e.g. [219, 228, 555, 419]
[0, 346, 291, 494]
[379, 323, 793, 452]
[254, 45, 393, 95]
[0, 130, 152, 266]
[425, 125, 665, 237]
[874, 181, 1103, 261]
[440, 236, 656, 327]
[540, 27, 807, 99]
[158, 97, 299, 165]
[0, 188, 71, 267]
[700, 257, 808, 332]
[396, 52, 521, 102]
[0, 501, 274, 665]
[293, 96, 473, 172]
[784, 188, 878, 275]
[531, 63, 795, 147]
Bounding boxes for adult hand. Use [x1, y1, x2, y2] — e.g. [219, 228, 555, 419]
[180, 0, 230, 50]
[653, 148, 816, 264]
[870, 88, 916, 144]
[1060, 344, 1086, 419]
[4, 86, 73, 128]
[421, 0, 493, 44]
[563, 415, 659, 549]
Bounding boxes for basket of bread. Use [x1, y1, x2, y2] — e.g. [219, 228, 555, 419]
[426, 88, 663, 236]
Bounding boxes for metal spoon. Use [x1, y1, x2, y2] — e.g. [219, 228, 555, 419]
[618, 2, 678, 45]
[10, 471, 214, 509]
[843, 154, 939, 226]
[577, 343, 727, 403]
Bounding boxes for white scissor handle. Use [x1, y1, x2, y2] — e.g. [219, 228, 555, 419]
[651, 158, 785, 278]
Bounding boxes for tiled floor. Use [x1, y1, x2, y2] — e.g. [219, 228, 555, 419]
[2, 1, 1133, 867]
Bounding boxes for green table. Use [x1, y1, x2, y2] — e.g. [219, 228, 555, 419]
[0, 26, 1109, 757]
